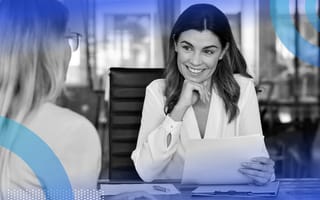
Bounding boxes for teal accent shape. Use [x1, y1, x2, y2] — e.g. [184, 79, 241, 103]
[0, 117, 74, 200]
[305, 0, 319, 31]
[270, 0, 320, 67]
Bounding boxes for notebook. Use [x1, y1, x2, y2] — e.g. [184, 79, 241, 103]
[192, 181, 280, 197]
[182, 135, 269, 184]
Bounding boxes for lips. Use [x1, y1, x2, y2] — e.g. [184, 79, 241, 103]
[186, 65, 205, 74]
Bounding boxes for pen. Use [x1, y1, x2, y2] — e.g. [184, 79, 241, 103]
[152, 185, 170, 192]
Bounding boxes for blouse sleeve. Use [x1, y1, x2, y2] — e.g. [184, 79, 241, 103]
[131, 82, 182, 182]
[238, 79, 263, 136]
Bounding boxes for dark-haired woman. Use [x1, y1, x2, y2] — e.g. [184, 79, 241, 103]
[132, 3, 275, 185]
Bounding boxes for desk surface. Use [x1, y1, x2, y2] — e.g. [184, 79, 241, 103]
[99, 178, 320, 200]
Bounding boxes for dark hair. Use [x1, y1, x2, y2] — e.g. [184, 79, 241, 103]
[164, 3, 251, 123]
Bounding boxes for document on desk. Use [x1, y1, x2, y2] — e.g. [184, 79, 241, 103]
[182, 135, 269, 184]
[192, 181, 280, 197]
[99, 184, 180, 195]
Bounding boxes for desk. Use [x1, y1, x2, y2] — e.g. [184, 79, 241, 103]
[99, 178, 320, 200]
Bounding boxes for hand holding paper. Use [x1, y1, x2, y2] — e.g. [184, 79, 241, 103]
[182, 135, 271, 184]
[239, 157, 275, 185]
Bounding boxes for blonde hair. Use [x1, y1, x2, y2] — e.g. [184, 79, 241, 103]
[0, 0, 69, 122]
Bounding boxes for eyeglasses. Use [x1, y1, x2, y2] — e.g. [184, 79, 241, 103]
[65, 32, 81, 52]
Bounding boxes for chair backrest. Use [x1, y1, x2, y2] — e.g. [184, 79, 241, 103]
[57, 86, 104, 128]
[108, 67, 164, 180]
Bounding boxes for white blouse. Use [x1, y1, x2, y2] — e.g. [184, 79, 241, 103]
[131, 75, 264, 182]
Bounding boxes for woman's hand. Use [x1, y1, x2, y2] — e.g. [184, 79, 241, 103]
[170, 80, 210, 121]
[106, 191, 157, 200]
[239, 157, 275, 185]
[178, 79, 210, 107]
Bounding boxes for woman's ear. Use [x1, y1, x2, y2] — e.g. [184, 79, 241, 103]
[174, 40, 178, 52]
[173, 34, 178, 52]
[219, 42, 229, 60]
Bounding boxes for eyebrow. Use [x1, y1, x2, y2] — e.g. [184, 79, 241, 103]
[180, 41, 218, 49]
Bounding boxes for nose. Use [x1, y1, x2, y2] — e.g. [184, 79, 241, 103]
[190, 52, 201, 66]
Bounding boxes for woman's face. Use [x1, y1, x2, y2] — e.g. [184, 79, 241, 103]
[175, 29, 228, 84]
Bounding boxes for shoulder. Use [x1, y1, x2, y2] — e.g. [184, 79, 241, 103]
[142, 79, 166, 107]
[233, 74, 256, 107]
[234, 74, 255, 94]
[234, 74, 254, 89]
[146, 79, 166, 98]
[45, 103, 98, 135]
[147, 78, 166, 91]
[33, 103, 101, 154]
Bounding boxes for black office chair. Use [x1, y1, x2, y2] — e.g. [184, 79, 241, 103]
[57, 86, 104, 128]
[108, 67, 164, 180]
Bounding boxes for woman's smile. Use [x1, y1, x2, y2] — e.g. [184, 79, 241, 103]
[185, 64, 206, 74]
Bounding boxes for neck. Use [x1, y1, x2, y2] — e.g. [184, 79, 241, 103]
[202, 78, 212, 92]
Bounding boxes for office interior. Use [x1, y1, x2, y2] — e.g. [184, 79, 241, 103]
[59, 0, 320, 180]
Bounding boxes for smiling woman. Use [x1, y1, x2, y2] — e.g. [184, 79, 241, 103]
[131, 3, 275, 185]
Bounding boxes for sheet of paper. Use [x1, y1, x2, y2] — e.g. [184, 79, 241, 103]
[192, 181, 279, 197]
[182, 135, 269, 184]
[99, 184, 180, 195]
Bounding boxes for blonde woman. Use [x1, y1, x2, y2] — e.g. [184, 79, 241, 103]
[0, 0, 101, 198]
[0, 0, 156, 199]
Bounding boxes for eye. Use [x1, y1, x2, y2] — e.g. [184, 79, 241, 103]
[203, 49, 215, 55]
[181, 45, 193, 52]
